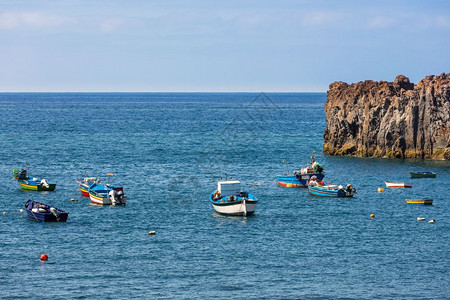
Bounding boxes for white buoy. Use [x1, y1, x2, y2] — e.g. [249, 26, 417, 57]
[148, 231, 156, 235]
[417, 217, 426, 221]
[428, 219, 435, 223]
[19, 209, 24, 213]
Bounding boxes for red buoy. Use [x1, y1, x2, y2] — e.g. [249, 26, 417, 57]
[40, 254, 48, 261]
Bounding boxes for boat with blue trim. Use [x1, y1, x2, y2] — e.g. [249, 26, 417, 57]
[210, 179, 258, 216]
[77, 175, 100, 196]
[89, 183, 127, 205]
[25, 199, 68, 222]
[308, 179, 357, 198]
[410, 171, 436, 178]
[13, 168, 56, 191]
[277, 159, 325, 188]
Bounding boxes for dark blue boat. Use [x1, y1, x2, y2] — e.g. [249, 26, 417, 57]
[410, 171, 436, 178]
[25, 199, 69, 222]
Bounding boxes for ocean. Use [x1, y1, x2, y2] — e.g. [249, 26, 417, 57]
[0, 92, 449, 299]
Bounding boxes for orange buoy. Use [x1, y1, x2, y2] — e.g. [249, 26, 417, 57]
[377, 188, 384, 193]
[148, 231, 156, 235]
[40, 254, 48, 261]
[2, 212, 6, 215]
[370, 214, 375, 219]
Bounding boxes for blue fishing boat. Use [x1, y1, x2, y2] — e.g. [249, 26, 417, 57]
[13, 168, 56, 191]
[308, 182, 357, 197]
[410, 171, 436, 178]
[25, 199, 68, 222]
[89, 183, 127, 205]
[277, 157, 325, 188]
[77, 176, 99, 196]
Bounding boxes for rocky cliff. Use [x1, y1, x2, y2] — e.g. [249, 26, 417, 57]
[323, 73, 450, 160]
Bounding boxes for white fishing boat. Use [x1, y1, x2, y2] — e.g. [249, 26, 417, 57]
[209, 179, 258, 216]
[385, 181, 412, 188]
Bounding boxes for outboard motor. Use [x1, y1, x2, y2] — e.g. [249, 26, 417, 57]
[40, 179, 50, 188]
[116, 190, 125, 204]
[49, 207, 60, 221]
[109, 189, 117, 205]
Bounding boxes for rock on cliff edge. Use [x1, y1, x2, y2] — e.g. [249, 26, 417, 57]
[323, 73, 450, 160]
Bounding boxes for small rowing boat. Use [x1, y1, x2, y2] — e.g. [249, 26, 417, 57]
[410, 171, 436, 178]
[308, 182, 357, 197]
[25, 199, 68, 222]
[210, 178, 258, 216]
[405, 199, 433, 205]
[385, 181, 412, 188]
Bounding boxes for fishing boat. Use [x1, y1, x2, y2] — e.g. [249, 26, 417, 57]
[77, 176, 100, 196]
[12, 168, 56, 191]
[277, 159, 325, 188]
[209, 179, 258, 216]
[385, 181, 412, 188]
[24, 199, 68, 222]
[410, 171, 436, 178]
[89, 183, 127, 205]
[308, 182, 357, 197]
[405, 199, 433, 205]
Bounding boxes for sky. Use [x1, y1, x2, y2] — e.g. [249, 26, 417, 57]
[0, 0, 449, 92]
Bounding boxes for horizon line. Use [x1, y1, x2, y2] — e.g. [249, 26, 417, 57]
[0, 90, 326, 93]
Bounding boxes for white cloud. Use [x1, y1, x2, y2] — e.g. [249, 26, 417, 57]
[434, 15, 450, 28]
[368, 16, 396, 29]
[301, 11, 344, 27]
[0, 11, 73, 29]
[99, 18, 125, 32]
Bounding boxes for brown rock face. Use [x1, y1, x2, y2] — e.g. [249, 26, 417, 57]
[323, 74, 450, 160]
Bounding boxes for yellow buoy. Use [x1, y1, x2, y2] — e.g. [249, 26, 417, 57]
[71, 198, 78, 202]
[148, 231, 156, 235]
[378, 188, 384, 193]
[417, 217, 426, 221]
[370, 214, 375, 219]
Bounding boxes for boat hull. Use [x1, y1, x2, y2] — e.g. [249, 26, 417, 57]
[89, 193, 112, 205]
[211, 200, 257, 216]
[410, 172, 436, 178]
[308, 185, 354, 197]
[277, 173, 325, 188]
[18, 180, 56, 191]
[89, 193, 127, 205]
[406, 199, 433, 205]
[78, 183, 90, 196]
[385, 181, 412, 188]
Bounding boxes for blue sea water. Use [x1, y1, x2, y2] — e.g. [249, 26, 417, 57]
[0, 92, 449, 299]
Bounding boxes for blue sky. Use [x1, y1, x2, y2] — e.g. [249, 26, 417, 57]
[0, 0, 449, 92]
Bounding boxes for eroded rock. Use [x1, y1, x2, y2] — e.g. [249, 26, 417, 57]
[323, 74, 450, 160]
